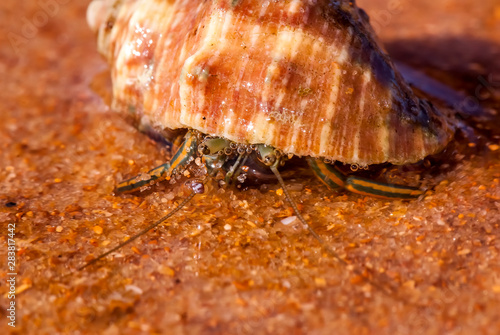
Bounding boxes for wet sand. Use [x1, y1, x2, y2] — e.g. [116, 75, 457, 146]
[1, 1, 499, 334]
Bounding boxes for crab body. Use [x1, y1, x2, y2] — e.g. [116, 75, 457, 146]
[87, 0, 453, 198]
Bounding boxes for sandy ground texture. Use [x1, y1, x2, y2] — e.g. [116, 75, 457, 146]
[1, 0, 500, 334]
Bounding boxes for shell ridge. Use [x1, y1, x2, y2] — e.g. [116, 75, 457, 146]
[178, 7, 227, 132]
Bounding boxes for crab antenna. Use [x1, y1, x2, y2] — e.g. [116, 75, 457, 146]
[270, 161, 401, 298]
[269, 163, 344, 262]
[77, 190, 197, 271]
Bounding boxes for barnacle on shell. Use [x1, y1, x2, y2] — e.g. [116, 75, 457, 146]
[87, 0, 453, 165]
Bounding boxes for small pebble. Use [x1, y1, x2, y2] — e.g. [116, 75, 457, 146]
[125, 284, 143, 295]
[281, 216, 297, 225]
[224, 224, 232, 231]
[15, 283, 32, 295]
[457, 249, 471, 255]
[488, 144, 499, 151]
[93, 226, 103, 234]
[315, 277, 327, 287]
[159, 265, 175, 277]
[56, 226, 63, 232]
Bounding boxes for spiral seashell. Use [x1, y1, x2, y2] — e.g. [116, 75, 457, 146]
[87, 0, 453, 165]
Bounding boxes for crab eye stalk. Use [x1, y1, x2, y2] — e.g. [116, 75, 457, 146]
[264, 155, 276, 166]
[197, 144, 210, 155]
[256, 145, 279, 167]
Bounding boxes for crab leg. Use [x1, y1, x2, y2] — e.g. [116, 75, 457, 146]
[307, 159, 423, 199]
[345, 176, 424, 199]
[115, 131, 199, 193]
[224, 153, 250, 184]
[307, 158, 345, 189]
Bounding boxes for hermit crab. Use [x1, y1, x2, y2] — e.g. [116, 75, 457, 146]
[83, 0, 454, 268]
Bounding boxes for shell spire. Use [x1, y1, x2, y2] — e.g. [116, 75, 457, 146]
[88, 0, 453, 165]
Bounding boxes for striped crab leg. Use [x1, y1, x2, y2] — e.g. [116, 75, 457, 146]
[115, 131, 233, 194]
[115, 131, 199, 193]
[307, 159, 424, 199]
